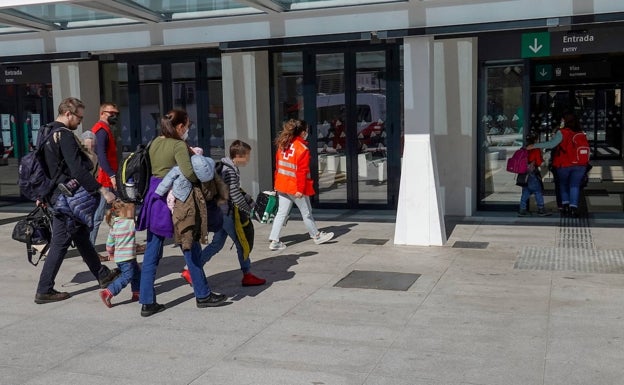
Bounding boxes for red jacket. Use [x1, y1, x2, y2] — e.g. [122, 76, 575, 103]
[274, 137, 314, 196]
[91, 121, 118, 188]
[527, 148, 543, 168]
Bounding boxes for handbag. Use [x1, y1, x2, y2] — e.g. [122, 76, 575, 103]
[515, 172, 529, 187]
[255, 191, 279, 224]
[11, 206, 52, 266]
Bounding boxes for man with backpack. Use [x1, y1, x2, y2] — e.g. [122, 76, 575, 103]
[33, 97, 119, 304]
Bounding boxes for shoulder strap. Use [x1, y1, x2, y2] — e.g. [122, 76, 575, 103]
[38, 124, 67, 188]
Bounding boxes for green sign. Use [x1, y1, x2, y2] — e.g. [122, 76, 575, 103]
[521, 32, 550, 58]
[535, 64, 552, 81]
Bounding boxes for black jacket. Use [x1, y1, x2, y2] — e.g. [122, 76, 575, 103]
[41, 122, 101, 201]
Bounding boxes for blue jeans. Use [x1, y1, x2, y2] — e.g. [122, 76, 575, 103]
[557, 165, 586, 208]
[107, 259, 140, 296]
[201, 213, 251, 273]
[89, 192, 109, 245]
[139, 231, 164, 305]
[520, 173, 544, 210]
[184, 242, 211, 299]
[269, 193, 318, 241]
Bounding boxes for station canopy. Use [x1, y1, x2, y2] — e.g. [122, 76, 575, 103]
[0, 0, 399, 34]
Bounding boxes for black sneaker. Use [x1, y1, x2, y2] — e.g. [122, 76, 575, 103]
[517, 209, 530, 217]
[196, 292, 227, 308]
[35, 289, 71, 304]
[537, 208, 552, 217]
[141, 303, 166, 317]
[99, 267, 121, 289]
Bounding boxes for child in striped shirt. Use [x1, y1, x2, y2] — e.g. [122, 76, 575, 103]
[99, 200, 141, 308]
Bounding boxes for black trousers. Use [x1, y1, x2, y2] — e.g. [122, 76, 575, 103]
[36, 213, 106, 294]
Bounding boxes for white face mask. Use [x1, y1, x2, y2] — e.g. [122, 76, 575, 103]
[302, 131, 308, 140]
[181, 130, 189, 141]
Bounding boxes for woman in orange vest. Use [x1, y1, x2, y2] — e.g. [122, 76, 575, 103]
[268, 119, 334, 251]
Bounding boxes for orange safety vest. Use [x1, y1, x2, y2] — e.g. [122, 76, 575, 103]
[91, 121, 118, 188]
[274, 137, 314, 196]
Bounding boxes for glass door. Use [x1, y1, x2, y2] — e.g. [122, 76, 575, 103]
[315, 50, 389, 206]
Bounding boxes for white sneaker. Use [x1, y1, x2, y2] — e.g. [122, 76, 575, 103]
[313, 231, 334, 245]
[269, 240, 287, 251]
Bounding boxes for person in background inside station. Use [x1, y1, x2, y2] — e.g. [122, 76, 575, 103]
[268, 119, 334, 251]
[528, 111, 588, 218]
[137, 109, 227, 317]
[34, 97, 119, 304]
[517, 133, 551, 217]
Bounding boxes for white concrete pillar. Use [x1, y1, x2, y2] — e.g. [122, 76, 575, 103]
[221, 51, 272, 198]
[394, 36, 446, 246]
[50, 61, 100, 134]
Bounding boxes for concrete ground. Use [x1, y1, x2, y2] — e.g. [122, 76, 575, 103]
[1, 207, 624, 385]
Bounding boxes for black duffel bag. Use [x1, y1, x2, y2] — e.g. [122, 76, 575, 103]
[12, 206, 52, 266]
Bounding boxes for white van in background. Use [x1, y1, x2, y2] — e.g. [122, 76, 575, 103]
[315, 93, 386, 150]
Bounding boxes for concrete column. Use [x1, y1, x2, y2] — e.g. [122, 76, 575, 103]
[50, 61, 100, 134]
[221, 51, 273, 198]
[394, 36, 446, 246]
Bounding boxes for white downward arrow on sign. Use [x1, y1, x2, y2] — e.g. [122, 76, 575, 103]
[529, 38, 543, 53]
[540, 69, 548, 77]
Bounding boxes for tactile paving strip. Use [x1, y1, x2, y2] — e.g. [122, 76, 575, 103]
[515, 247, 624, 274]
[557, 226, 594, 249]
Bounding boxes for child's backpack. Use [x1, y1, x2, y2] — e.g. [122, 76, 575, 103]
[117, 141, 152, 203]
[17, 124, 64, 201]
[506, 147, 529, 174]
[559, 128, 590, 166]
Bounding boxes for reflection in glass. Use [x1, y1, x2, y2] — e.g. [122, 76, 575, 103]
[139, 64, 163, 144]
[207, 57, 224, 161]
[102, 63, 131, 152]
[355, 51, 387, 204]
[316, 53, 347, 204]
[172, 62, 197, 146]
[479, 64, 524, 206]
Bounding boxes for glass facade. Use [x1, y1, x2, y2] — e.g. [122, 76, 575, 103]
[479, 64, 524, 207]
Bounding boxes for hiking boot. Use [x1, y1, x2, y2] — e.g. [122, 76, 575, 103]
[34, 289, 71, 304]
[180, 269, 193, 287]
[269, 240, 287, 251]
[537, 208, 552, 217]
[196, 292, 227, 308]
[517, 209, 530, 217]
[313, 231, 334, 245]
[99, 267, 121, 289]
[141, 303, 166, 317]
[99, 289, 113, 308]
[242, 272, 266, 286]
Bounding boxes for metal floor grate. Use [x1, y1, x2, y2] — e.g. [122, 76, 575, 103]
[452, 241, 489, 249]
[334, 270, 420, 291]
[514, 247, 624, 274]
[353, 238, 389, 245]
